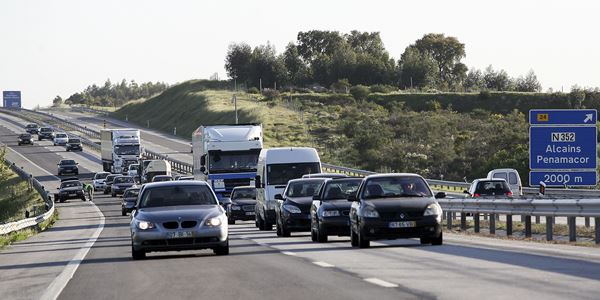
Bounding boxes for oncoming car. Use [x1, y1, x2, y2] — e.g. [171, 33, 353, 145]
[18, 133, 33, 145]
[130, 181, 229, 259]
[464, 178, 513, 197]
[121, 187, 140, 216]
[227, 186, 257, 224]
[349, 173, 445, 248]
[275, 178, 326, 237]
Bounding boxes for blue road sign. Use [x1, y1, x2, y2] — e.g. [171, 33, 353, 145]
[530, 126, 597, 170]
[2, 91, 22, 108]
[529, 171, 597, 187]
[530, 109, 597, 125]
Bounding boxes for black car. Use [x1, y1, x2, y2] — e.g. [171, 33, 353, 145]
[55, 178, 86, 202]
[37, 127, 54, 141]
[103, 174, 119, 195]
[65, 138, 83, 151]
[25, 123, 39, 134]
[111, 175, 136, 197]
[349, 173, 445, 248]
[18, 133, 33, 145]
[310, 177, 362, 243]
[57, 159, 79, 176]
[121, 187, 140, 216]
[275, 178, 326, 237]
[227, 186, 257, 224]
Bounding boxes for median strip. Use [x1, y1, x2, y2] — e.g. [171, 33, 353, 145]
[312, 261, 334, 268]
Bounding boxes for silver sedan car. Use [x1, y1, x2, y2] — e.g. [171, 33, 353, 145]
[130, 181, 229, 259]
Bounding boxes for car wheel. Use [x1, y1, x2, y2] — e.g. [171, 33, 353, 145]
[420, 237, 431, 245]
[316, 223, 328, 243]
[213, 239, 229, 256]
[357, 227, 370, 248]
[81, 196, 86, 202]
[60, 198, 66, 203]
[431, 232, 443, 246]
[104, 189, 109, 195]
[122, 209, 127, 216]
[310, 228, 317, 242]
[66, 148, 70, 152]
[131, 245, 146, 260]
[258, 214, 266, 231]
[228, 218, 235, 225]
[281, 222, 290, 237]
[75, 171, 79, 175]
[350, 228, 358, 247]
[57, 172, 61, 176]
[112, 192, 116, 197]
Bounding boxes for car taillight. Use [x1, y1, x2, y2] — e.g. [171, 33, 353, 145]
[473, 193, 480, 197]
[506, 191, 513, 196]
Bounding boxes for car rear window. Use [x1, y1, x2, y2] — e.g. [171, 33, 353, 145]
[232, 188, 256, 200]
[124, 190, 139, 198]
[139, 185, 217, 208]
[56, 134, 67, 138]
[475, 181, 511, 195]
[114, 177, 134, 184]
[322, 179, 362, 200]
[95, 173, 109, 179]
[509, 172, 518, 185]
[492, 172, 508, 181]
[69, 139, 81, 143]
[285, 180, 324, 197]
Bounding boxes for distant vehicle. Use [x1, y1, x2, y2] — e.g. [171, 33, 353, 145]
[302, 173, 349, 179]
[101, 129, 141, 174]
[121, 187, 140, 216]
[92, 171, 110, 191]
[111, 175, 136, 197]
[103, 174, 119, 195]
[274, 178, 327, 237]
[487, 168, 522, 196]
[464, 178, 513, 197]
[25, 123, 39, 134]
[349, 173, 445, 248]
[57, 159, 78, 176]
[255, 147, 321, 231]
[227, 186, 257, 224]
[176, 176, 194, 181]
[130, 181, 229, 259]
[37, 127, 54, 141]
[192, 124, 263, 201]
[143, 160, 171, 183]
[310, 177, 363, 243]
[55, 179, 86, 202]
[18, 133, 33, 145]
[151, 175, 173, 182]
[53, 132, 68, 146]
[127, 164, 139, 177]
[65, 138, 82, 151]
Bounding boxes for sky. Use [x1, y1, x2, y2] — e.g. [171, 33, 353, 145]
[1, 0, 599, 108]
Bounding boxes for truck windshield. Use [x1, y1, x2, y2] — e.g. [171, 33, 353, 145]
[115, 145, 140, 155]
[267, 162, 321, 185]
[208, 150, 260, 173]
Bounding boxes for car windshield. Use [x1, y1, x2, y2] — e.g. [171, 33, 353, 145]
[129, 165, 139, 170]
[139, 185, 217, 208]
[19, 134, 31, 138]
[124, 190, 139, 198]
[61, 181, 82, 188]
[60, 160, 76, 165]
[40, 128, 51, 132]
[153, 176, 172, 182]
[114, 144, 140, 155]
[114, 177, 134, 184]
[69, 139, 80, 143]
[56, 134, 67, 138]
[285, 180, 324, 197]
[208, 150, 260, 173]
[322, 179, 362, 200]
[267, 162, 321, 185]
[26, 124, 37, 128]
[95, 173, 109, 179]
[361, 176, 432, 199]
[475, 181, 511, 195]
[232, 188, 256, 200]
[106, 175, 117, 182]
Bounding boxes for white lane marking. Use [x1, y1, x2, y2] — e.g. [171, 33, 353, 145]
[281, 251, 297, 256]
[257, 243, 269, 247]
[364, 278, 399, 288]
[312, 261, 334, 268]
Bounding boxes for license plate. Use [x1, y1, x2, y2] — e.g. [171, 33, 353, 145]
[389, 221, 416, 228]
[167, 231, 193, 239]
[69, 193, 76, 196]
[245, 211, 255, 216]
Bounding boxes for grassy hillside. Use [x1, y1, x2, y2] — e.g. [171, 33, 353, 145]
[112, 80, 311, 148]
[0, 153, 46, 223]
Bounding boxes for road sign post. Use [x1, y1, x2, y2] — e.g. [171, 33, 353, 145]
[529, 109, 598, 187]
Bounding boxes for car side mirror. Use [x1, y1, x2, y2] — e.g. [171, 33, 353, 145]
[274, 194, 283, 200]
[463, 190, 470, 194]
[200, 155, 206, 166]
[255, 175, 262, 188]
[347, 193, 358, 202]
[199, 166, 206, 173]
[312, 195, 321, 201]
[435, 192, 446, 199]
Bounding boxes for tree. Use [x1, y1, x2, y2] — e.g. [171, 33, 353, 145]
[296, 30, 344, 63]
[484, 65, 515, 91]
[465, 68, 485, 91]
[248, 42, 287, 89]
[350, 85, 370, 101]
[399, 47, 439, 89]
[345, 31, 386, 57]
[52, 95, 63, 106]
[283, 43, 309, 86]
[515, 70, 542, 92]
[412, 33, 467, 86]
[225, 43, 252, 84]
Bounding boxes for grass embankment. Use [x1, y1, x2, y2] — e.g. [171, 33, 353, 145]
[0, 150, 58, 248]
[0, 211, 58, 249]
[112, 80, 311, 148]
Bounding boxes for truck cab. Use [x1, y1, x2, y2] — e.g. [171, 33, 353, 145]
[143, 160, 172, 183]
[101, 129, 141, 174]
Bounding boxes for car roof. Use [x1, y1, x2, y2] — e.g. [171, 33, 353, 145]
[154, 175, 172, 178]
[60, 177, 80, 182]
[302, 173, 348, 178]
[232, 185, 255, 190]
[115, 175, 133, 179]
[287, 178, 327, 184]
[59, 159, 76, 163]
[364, 173, 424, 179]
[474, 178, 507, 183]
[141, 180, 209, 189]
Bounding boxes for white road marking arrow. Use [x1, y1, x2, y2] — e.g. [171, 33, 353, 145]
[584, 114, 593, 123]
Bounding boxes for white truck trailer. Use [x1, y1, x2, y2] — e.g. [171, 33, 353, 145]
[192, 124, 263, 201]
[101, 129, 141, 174]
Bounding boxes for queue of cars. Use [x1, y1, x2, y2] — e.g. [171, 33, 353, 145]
[18, 123, 83, 152]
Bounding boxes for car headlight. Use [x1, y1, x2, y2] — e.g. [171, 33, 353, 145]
[230, 205, 241, 211]
[424, 203, 443, 222]
[205, 215, 224, 226]
[362, 207, 380, 218]
[322, 210, 340, 217]
[137, 220, 155, 230]
[283, 204, 301, 214]
[213, 179, 225, 189]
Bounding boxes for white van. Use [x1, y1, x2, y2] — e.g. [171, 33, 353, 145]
[255, 147, 321, 230]
[487, 168, 522, 196]
[143, 160, 172, 183]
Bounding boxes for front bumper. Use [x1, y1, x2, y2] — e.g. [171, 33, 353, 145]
[122, 201, 136, 212]
[229, 207, 256, 221]
[19, 140, 33, 144]
[59, 168, 78, 174]
[359, 217, 442, 240]
[131, 225, 228, 252]
[93, 181, 106, 190]
[58, 191, 85, 200]
[67, 145, 82, 150]
[282, 212, 311, 231]
[320, 216, 351, 236]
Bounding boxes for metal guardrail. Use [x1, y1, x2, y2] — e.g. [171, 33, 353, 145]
[0, 158, 54, 235]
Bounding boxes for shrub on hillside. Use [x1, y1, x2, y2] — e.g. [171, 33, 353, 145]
[369, 84, 397, 93]
[330, 79, 351, 93]
[350, 85, 370, 101]
[262, 89, 281, 100]
[248, 87, 260, 94]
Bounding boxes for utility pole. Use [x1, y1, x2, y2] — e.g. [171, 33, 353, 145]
[259, 78, 262, 91]
[233, 77, 238, 124]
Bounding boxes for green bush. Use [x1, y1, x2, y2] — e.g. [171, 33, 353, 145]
[350, 85, 370, 101]
[261, 89, 281, 100]
[369, 84, 397, 93]
[247, 87, 260, 94]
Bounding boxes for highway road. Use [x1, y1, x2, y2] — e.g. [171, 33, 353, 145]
[0, 112, 599, 299]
